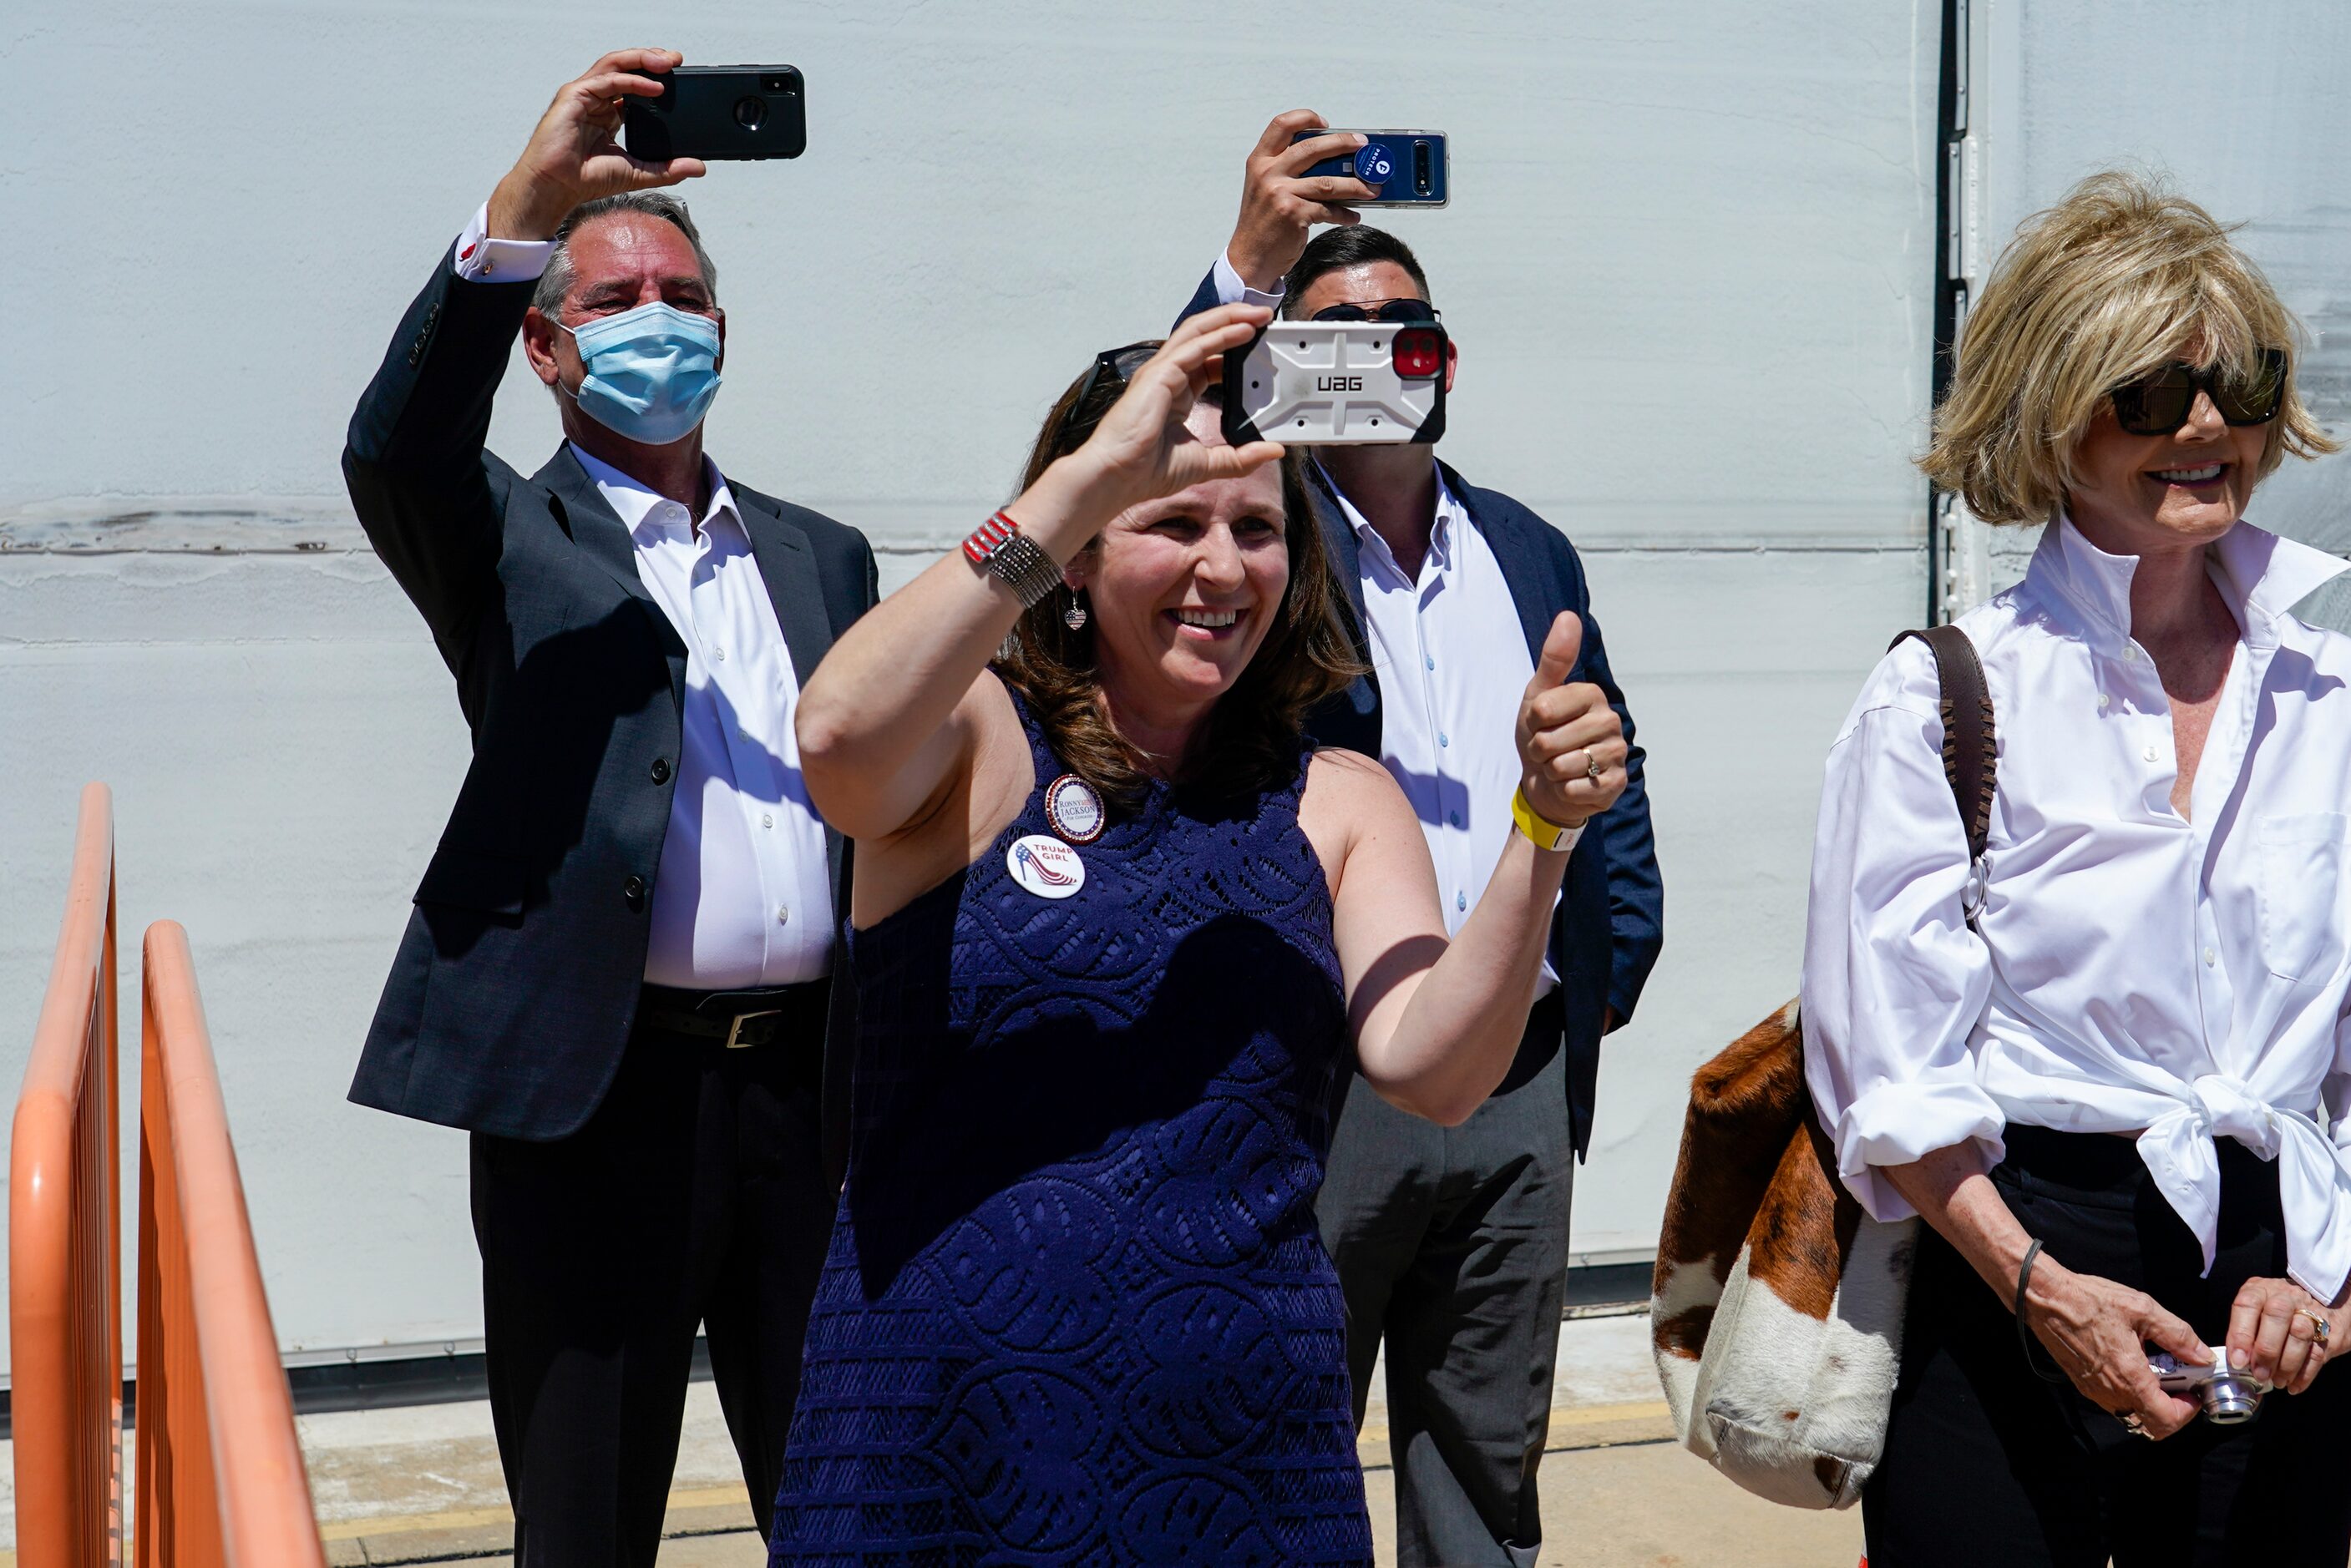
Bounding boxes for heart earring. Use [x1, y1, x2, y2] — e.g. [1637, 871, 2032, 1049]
[1063, 591, 1088, 631]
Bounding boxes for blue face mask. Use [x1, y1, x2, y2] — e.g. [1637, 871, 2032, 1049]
[555, 301, 724, 446]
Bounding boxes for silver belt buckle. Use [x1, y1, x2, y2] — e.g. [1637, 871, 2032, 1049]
[723, 1009, 783, 1050]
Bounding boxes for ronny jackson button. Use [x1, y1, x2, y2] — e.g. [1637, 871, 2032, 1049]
[1007, 834, 1087, 899]
[1044, 773, 1107, 844]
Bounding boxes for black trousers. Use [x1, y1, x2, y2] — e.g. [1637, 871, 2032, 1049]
[1865, 1125, 2351, 1567]
[469, 1004, 835, 1568]
[1315, 996, 1571, 1568]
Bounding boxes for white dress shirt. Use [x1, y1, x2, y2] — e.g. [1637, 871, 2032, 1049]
[453, 203, 555, 284]
[442, 205, 834, 989]
[570, 449, 836, 989]
[1802, 516, 2351, 1302]
[1322, 468, 1558, 994]
[1212, 250, 1288, 313]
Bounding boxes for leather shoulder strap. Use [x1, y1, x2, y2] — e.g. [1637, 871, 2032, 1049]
[1888, 625, 1996, 862]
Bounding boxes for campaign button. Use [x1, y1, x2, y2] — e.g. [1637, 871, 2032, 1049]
[1045, 773, 1107, 844]
[1007, 835, 1086, 899]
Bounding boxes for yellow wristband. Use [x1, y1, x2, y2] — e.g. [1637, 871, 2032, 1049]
[1511, 787, 1585, 853]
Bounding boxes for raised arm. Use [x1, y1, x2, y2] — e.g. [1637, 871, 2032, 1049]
[344, 254, 524, 648]
[345, 48, 702, 646]
[1172, 111, 1376, 330]
[793, 306, 1284, 842]
[1322, 613, 1628, 1125]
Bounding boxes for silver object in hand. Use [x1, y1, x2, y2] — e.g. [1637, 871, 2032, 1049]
[2149, 1349, 2268, 1425]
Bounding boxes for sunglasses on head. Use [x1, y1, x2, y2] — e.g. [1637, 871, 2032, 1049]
[1073, 340, 1160, 412]
[1309, 297, 1441, 324]
[1055, 340, 1163, 449]
[2108, 347, 2288, 436]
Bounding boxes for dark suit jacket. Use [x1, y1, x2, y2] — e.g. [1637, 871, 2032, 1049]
[1180, 274, 1666, 1157]
[343, 256, 879, 1143]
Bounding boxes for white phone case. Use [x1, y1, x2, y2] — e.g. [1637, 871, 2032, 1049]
[1226, 321, 1444, 446]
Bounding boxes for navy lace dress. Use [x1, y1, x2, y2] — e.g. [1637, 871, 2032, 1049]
[769, 699, 1370, 1566]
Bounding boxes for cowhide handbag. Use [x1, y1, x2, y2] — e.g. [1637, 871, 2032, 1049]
[1649, 624, 1994, 1510]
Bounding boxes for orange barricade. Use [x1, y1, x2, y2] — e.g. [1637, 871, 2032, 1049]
[10, 782, 125, 1568]
[132, 922, 325, 1568]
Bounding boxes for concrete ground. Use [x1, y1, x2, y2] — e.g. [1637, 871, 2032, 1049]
[0, 1315, 1862, 1566]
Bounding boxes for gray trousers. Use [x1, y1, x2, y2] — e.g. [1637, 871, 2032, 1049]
[1315, 1014, 1573, 1568]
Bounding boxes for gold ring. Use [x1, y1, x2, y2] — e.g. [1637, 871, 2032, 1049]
[2298, 1307, 2331, 1348]
[1585, 754, 1605, 782]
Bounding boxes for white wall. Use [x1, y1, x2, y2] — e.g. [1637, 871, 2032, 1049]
[0, 1, 1938, 1358]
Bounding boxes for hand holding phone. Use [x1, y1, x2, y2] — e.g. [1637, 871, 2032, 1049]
[488, 49, 708, 241]
[1291, 129, 1450, 207]
[1227, 111, 1383, 292]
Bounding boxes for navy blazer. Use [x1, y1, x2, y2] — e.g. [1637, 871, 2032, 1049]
[343, 256, 879, 1143]
[1179, 275, 1665, 1156]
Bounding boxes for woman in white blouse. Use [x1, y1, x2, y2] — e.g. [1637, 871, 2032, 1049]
[1805, 172, 2348, 1565]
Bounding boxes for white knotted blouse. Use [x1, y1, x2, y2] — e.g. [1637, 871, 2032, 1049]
[1803, 516, 2351, 1302]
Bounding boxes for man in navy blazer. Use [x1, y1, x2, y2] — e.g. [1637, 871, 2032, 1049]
[1179, 114, 1664, 1566]
[344, 51, 876, 1566]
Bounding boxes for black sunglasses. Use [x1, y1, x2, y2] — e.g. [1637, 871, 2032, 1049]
[1072, 340, 1160, 413]
[1310, 297, 1440, 324]
[1051, 341, 1163, 451]
[2109, 348, 2288, 436]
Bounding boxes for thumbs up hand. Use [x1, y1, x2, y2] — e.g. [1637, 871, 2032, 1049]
[1515, 612, 1625, 835]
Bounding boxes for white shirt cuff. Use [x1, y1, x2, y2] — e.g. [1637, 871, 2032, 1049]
[1213, 250, 1288, 311]
[452, 201, 556, 284]
[1830, 1080, 2008, 1222]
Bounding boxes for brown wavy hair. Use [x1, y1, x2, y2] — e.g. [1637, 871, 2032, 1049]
[993, 346, 1362, 810]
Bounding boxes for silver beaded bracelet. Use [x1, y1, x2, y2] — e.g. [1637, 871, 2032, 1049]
[980, 532, 1066, 609]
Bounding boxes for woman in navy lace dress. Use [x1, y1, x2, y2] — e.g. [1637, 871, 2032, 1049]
[769, 306, 1626, 1566]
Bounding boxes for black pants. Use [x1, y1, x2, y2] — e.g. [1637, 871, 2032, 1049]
[1315, 997, 1571, 1568]
[1865, 1125, 2351, 1567]
[470, 1008, 835, 1568]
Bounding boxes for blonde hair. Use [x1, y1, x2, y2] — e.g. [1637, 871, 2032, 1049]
[1923, 170, 2338, 524]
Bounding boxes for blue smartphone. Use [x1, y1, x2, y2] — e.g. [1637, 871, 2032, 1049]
[1292, 129, 1449, 206]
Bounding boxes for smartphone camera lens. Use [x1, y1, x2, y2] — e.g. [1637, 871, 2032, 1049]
[1413, 140, 1433, 196]
[762, 73, 796, 93]
[1392, 327, 1444, 379]
[734, 95, 768, 129]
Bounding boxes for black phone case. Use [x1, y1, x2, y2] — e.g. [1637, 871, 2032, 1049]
[623, 66, 807, 162]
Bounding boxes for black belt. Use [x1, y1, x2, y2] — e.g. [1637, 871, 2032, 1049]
[636, 980, 828, 1049]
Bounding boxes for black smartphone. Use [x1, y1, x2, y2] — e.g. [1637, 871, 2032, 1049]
[623, 66, 807, 161]
[1292, 129, 1449, 206]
